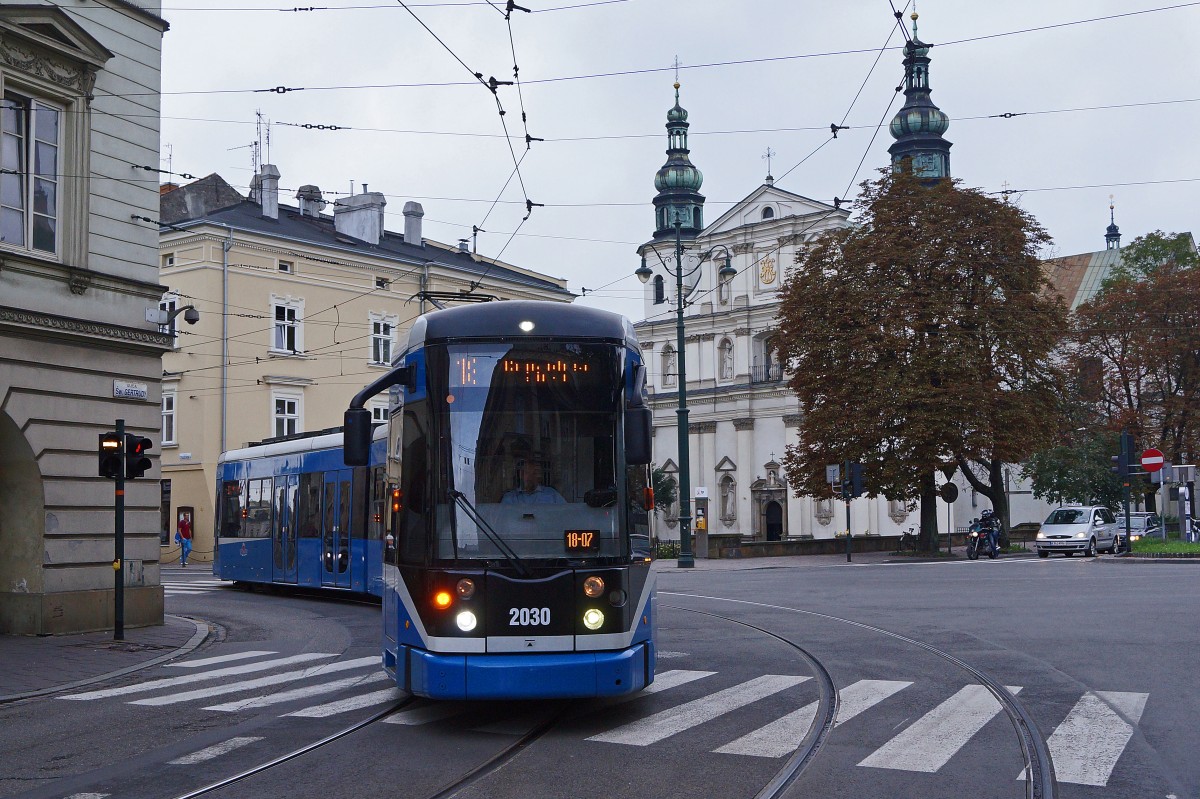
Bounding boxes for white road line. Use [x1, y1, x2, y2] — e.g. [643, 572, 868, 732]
[287, 687, 406, 718]
[60, 653, 338, 700]
[166, 651, 279, 669]
[858, 684, 1022, 773]
[64, 794, 110, 798]
[643, 669, 718, 695]
[382, 702, 472, 726]
[588, 675, 809, 747]
[203, 672, 390, 712]
[130, 656, 380, 706]
[1017, 691, 1148, 787]
[715, 678, 910, 758]
[715, 703, 817, 757]
[168, 737, 262, 765]
[834, 680, 913, 727]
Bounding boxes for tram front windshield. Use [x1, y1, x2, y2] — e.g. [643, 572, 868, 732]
[428, 341, 625, 563]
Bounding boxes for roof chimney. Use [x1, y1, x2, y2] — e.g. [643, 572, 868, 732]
[458, 238, 470, 253]
[333, 189, 387, 245]
[258, 164, 281, 220]
[296, 185, 326, 218]
[403, 201, 424, 246]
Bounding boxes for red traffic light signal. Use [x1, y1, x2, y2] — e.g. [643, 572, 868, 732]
[124, 434, 153, 479]
[98, 432, 123, 479]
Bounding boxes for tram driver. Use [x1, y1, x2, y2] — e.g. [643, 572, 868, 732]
[502, 456, 566, 505]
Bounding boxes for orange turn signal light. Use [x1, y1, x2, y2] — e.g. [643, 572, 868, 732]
[433, 591, 452, 609]
[643, 487, 654, 511]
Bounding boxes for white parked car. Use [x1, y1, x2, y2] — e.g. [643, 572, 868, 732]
[1035, 506, 1119, 558]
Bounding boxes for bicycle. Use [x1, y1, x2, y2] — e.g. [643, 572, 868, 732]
[895, 526, 919, 554]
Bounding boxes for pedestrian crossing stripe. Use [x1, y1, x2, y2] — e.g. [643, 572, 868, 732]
[55, 652, 1150, 785]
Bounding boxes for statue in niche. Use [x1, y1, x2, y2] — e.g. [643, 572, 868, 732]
[720, 476, 735, 521]
[719, 339, 734, 380]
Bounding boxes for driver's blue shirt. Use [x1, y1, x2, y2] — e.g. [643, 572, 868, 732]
[501, 485, 565, 505]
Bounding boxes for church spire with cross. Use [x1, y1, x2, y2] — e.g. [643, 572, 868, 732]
[1105, 195, 1121, 250]
[888, 6, 953, 180]
[651, 62, 705, 241]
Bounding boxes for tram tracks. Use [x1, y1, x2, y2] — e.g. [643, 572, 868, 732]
[665, 592, 1058, 799]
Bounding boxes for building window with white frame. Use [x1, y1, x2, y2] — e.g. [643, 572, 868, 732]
[162, 389, 177, 446]
[159, 293, 180, 348]
[271, 295, 304, 354]
[369, 311, 397, 366]
[371, 400, 389, 424]
[0, 92, 61, 255]
[272, 393, 301, 438]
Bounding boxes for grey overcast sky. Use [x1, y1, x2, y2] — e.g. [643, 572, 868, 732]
[154, 0, 1200, 321]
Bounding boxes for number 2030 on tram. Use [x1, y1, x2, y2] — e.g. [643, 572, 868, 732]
[344, 301, 657, 700]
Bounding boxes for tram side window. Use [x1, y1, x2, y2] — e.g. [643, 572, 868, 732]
[296, 472, 322, 538]
[219, 480, 244, 538]
[370, 466, 386, 542]
[352, 467, 369, 539]
[244, 478, 273, 538]
[398, 405, 429, 566]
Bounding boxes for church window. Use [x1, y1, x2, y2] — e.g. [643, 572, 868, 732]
[653, 274, 665, 305]
[761, 206, 774, 220]
[692, 207, 701, 228]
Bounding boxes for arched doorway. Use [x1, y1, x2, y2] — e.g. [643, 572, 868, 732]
[765, 501, 783, 541]
[0, 411, 46, 633]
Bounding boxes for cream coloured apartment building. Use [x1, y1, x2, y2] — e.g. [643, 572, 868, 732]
[157, 167, 573, 565]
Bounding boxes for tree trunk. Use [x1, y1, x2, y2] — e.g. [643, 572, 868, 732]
[919, 471, 939, 552]
[959, 457, 1011, 547]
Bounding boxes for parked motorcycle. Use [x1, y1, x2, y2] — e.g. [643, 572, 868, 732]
[966, 516, 1000, 560]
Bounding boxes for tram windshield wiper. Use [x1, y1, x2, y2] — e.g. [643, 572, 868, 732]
[449, 490, 532, 578]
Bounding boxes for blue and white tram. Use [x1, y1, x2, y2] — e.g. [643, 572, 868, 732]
[344, 301, 657, 699]
[214, 428, 388, 596]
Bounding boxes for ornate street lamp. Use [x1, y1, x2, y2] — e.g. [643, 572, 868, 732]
[637, 222, 735, 567]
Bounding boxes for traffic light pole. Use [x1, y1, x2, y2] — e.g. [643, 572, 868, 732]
[114, 418, 125, 641]
[844, 459, 852, 563]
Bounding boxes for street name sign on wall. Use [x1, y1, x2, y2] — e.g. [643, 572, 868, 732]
[113, 380, 148, 401]
[1141, 449, 1165, 472]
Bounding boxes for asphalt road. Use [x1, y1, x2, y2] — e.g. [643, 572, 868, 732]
[0, 555, 1193, 799]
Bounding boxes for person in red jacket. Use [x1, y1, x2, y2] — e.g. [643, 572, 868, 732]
[175, 512, 193, 567]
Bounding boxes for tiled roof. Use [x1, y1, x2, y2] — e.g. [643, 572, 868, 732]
[159, 175, 572, 297]
[1042, 248, 1124, 310]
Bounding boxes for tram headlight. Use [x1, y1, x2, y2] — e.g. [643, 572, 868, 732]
[456, 611, 477, 632]
[456, 578, 476, 599]
[608, 589, 627, 607]
[582, 608, 605, 630]
[433, 591, 453, 609]
[583, 576, 605, 598]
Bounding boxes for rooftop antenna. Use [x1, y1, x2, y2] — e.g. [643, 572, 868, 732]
[162, 142, 173, 178]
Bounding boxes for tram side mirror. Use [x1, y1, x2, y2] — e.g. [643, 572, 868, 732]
[625, 406, 652, 465]
[344, 408, 372, 466]
[629, 364, 647, 408]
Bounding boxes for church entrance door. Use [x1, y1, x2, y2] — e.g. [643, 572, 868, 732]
[765, 501, 783, 541]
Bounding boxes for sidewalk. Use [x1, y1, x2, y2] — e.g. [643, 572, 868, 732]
[0, 614, 210, 704]
[653, 548, 1036, 571]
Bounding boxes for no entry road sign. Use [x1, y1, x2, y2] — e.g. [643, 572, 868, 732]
[1141, 448, 1165, 472]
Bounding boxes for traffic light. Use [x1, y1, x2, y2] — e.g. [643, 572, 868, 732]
[850, 463, 865, 498]
[124, 434, 153, 479]
[1111, 431, 1134, 482]
[98, 432, 123, 479]
[840, 462, 866, 499]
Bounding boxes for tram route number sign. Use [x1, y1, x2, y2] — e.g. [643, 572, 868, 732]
[564, 529, 600, 555]
[1141, 449, 1165, 472]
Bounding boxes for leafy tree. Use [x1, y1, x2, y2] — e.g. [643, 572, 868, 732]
[1071, 231, 1200, 513]
[652, 466, 677, 515]
[775, 169, 1068, 549]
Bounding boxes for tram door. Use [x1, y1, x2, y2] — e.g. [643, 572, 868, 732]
[272, 475, 298, 583]
[322, 469, 352, 588]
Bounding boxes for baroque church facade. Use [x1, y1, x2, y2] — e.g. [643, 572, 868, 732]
[634, 15, 973, 548]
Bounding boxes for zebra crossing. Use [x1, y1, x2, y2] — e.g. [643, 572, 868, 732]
[56, 652, 1149, 787]
[162, 575, 227, 598]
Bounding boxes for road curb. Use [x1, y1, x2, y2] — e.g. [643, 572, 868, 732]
[0, 615, 211, 704]
[1100, 554, 1200, 564]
